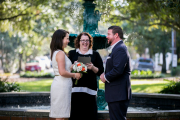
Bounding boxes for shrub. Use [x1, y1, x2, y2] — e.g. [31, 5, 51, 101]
[159, 79, 180, 94]
[131, 70, 162, 79]
[171, 66, 180, 76]
[131, 70, 153, 76]
[20, 71, 54, 78]
[0, 77, 20, 92]
[131, 70, 141, 76]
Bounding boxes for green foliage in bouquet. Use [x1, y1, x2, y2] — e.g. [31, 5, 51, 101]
[131, 70, 162, 79]
[20, 71, 54, 78]
[0, 77, 20, 92]
[159, 80, 180, 94]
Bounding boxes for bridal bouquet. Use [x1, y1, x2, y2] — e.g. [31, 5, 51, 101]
[72, 62, 87, 85]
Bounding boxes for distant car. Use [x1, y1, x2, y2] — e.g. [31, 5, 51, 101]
[25, 60, 41, 72]
[35, 56, 51, 70]
[133, 58, 155, 72]
[130, 59, 135, 71]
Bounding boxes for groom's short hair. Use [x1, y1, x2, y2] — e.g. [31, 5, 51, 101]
[108, 26, 123, 39]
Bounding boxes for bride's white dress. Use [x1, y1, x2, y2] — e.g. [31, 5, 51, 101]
[49, 50, 72, 118]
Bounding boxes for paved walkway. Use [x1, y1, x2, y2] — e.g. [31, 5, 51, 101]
[1, 68, 54, 83]
[7, 77, 51, 83]
[5, 76, 180, 83]
[1, 72, 180, 83]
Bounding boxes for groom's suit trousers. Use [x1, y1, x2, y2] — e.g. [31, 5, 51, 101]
[108, 100, 130, 120]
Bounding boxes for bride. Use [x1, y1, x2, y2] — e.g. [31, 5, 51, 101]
[49, 29, 81, 120]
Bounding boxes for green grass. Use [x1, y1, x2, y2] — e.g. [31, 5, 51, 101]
[131, 80, 170, 93]
[18, 79, 171, 93]
[18, 79, 53, 92]
[99, 79, 171, 93]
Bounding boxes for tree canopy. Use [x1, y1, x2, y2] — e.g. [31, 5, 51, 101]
[108, 0, 180, 33]
[0, 0, 180, 72]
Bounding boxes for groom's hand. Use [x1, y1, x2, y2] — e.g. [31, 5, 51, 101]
[100, 73, 106, 83]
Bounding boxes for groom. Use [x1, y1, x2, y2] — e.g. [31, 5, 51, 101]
[100, 26, 132, 120]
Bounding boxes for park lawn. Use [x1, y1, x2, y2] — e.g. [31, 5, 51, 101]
[18, 79, 53, 92]
[131, 80, 171, 93]
[18, 79, 171, 93]
[99, 79, 171, 93]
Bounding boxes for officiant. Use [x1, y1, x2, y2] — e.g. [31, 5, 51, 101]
[68, 32, 104, 120]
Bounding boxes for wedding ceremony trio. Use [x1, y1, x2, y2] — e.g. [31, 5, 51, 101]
[49, 26, 132, 120]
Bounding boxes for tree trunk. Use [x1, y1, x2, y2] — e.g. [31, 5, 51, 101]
[16, 53, 23, 73]
[161, 48, 166, 73]
[0, 40, 3, 68]
[149, 51, 153, 59]
[177, 47, 180, 65]
[0, 40, 4, 73]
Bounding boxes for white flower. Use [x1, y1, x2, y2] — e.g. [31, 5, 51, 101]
[108, 49, 112, 54]
[77, 66, 82, 72]
[73, 65, 77, 71]
[107, 46, 112, 54]
[81, 64, 87, 72]
[85, 66, 87, 71]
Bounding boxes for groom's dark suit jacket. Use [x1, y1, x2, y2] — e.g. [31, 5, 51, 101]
[105, 40, 132, 103]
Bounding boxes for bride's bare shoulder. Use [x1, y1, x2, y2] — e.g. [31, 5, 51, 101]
[56, 51, 65, 61]
[56, 51, 65, 56]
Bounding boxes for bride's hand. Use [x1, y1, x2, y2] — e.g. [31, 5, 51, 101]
[75, 73, 81, 80]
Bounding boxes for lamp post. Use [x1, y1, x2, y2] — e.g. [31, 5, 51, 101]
[171, 28, 177, 74]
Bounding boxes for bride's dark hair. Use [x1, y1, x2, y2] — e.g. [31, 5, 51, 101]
[50, 29, 69, 60]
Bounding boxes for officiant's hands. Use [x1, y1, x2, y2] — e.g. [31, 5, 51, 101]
[86, 62, 99, 73]
[86, 62, 94, 70]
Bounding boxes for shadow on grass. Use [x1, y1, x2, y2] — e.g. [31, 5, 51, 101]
[132, 83, 168, 93]
[99, 82, 169, 93]
[18, 79, 169, 93]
